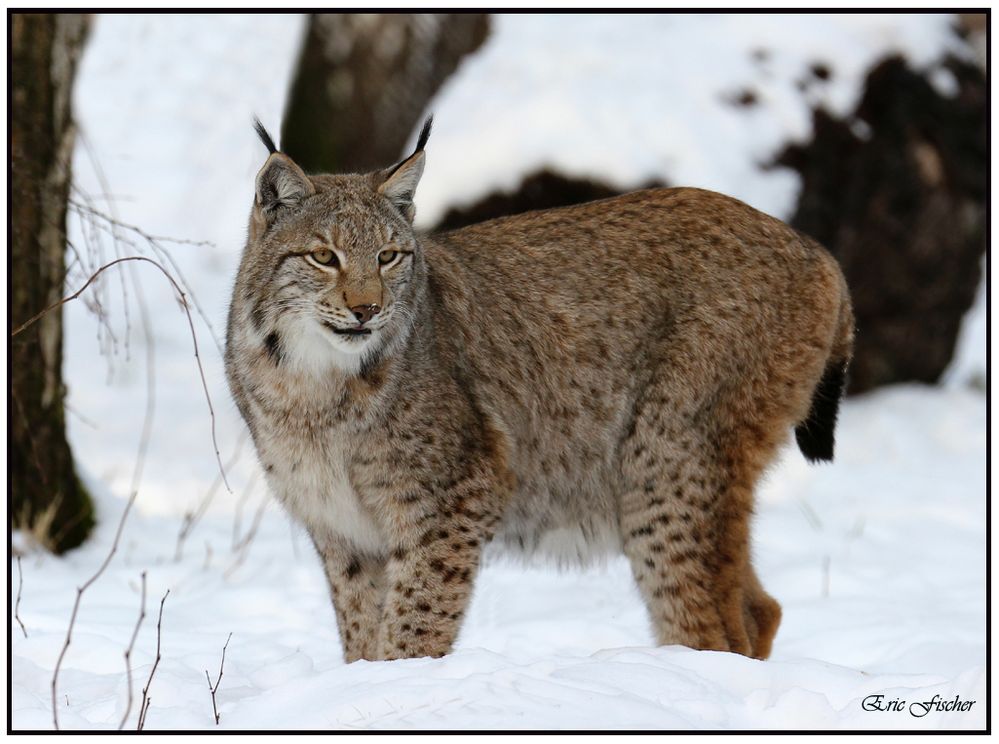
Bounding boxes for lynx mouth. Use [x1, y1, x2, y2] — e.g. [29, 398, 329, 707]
[322, 321, 372, 337]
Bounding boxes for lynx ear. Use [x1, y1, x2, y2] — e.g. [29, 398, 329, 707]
[255, 153, 315, 221]
[377, 116, 432, 222]
[250, 119, 314, 224]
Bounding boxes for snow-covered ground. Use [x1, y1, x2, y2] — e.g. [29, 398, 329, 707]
[10, 13, 986, 731]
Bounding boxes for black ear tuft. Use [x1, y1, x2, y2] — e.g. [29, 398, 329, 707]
[415, 115, 433, 153]
[383, 115, 433, 181]
[253, 116, 278, 155]
[375, 116, 432, 222]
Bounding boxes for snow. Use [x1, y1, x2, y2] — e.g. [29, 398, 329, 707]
[943, 256, 988, 391]
[10, 13, 985, 731]
[416, 12, 967, 225]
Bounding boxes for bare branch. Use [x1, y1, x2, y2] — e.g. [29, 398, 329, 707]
[204, 671, 215, 722]
[119, 572, 147, 730]
[67, 193, 225, 357]
[64, 400, 99, 430]
[51, 252, 158, 730]
[13, 255, 146, 335]
[12, 255, 231, 493]
[231, 473, 260, 552]
[49, 251, 169, 731]
[51, 489, 138, 730]
[15, 556, 27, 638]
[68, 197, 215, 248]
[70, 185, 133, 360]
[205, 632, 233, 726]
[123, 248, 158, 529]
[175, 431, 249, 561]
[224, 490, 268, 580]
[137, 589, 169, 731]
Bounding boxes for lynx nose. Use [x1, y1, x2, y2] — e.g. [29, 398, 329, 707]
[350, 304, 381, 325]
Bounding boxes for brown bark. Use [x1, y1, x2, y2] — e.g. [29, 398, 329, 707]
[11, 13, 93, 552]
[280, 13, 490, 173]
[778, 55, 986, 394]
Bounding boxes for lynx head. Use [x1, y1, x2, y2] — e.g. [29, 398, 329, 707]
[234, 117, 432, 376]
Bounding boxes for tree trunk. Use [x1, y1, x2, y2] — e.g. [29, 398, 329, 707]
[281, 13, 490, 173]
[777, 55, 986, 394]
[11, 13, 93, 553]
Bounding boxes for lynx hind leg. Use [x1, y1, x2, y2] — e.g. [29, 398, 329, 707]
[313, 536, 388, 662]
[619, 421, 730, 654]
[742, 563, 782, 660]
[619, 393, 781, 659]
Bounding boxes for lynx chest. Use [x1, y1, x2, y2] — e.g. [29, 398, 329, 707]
[251, 406, 386, 555]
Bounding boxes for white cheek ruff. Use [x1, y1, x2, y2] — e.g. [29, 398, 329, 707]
[280, 316, 378, 376]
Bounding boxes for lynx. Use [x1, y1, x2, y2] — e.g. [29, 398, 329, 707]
[225, 117, 854, 662]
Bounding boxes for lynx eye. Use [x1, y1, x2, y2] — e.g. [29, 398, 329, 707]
[378, 250, 400, 266]
[310, 249, 338, 267]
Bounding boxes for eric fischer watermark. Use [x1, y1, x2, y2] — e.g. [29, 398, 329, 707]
[862, 693, 976, 718]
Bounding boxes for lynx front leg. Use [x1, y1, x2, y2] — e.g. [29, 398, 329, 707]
[312, 535, 388, 662]
[376, 531, 484, 660]
[374, 483, 504, 660]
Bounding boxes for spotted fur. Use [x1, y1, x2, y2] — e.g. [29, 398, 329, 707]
[225, 122, 854, 662]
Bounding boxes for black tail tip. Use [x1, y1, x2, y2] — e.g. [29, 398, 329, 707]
[796, 429, 835, 464]
[252, 116, 278, 155]
[795, 361, 848, 464]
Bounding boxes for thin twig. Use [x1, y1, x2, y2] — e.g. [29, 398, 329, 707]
[137, 589, 169, 731]
[70, 184, 132, 360]
[64, 400, 99, 430]
[50, 248, 164, 730]
[68, 197, 216, 248]
[119, 572, 147, 730]
[15, 556, 27, 638]
[175, 431, 249, 561]
[205, 633, 232, 726]
[13, 255, 149, 335]
[68, 192, 225, 357]
[234, 492, 266, 556]
[141, 236, 225, 356]
[797, 497, 823, 531]
[51, 491, 138, 730]
[231, 473, 260, 552]
[123, 250, 158, 531]
[224, 491, 267, 580]
[65, 185, 116, 361]
[12, 255, 231, 494]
